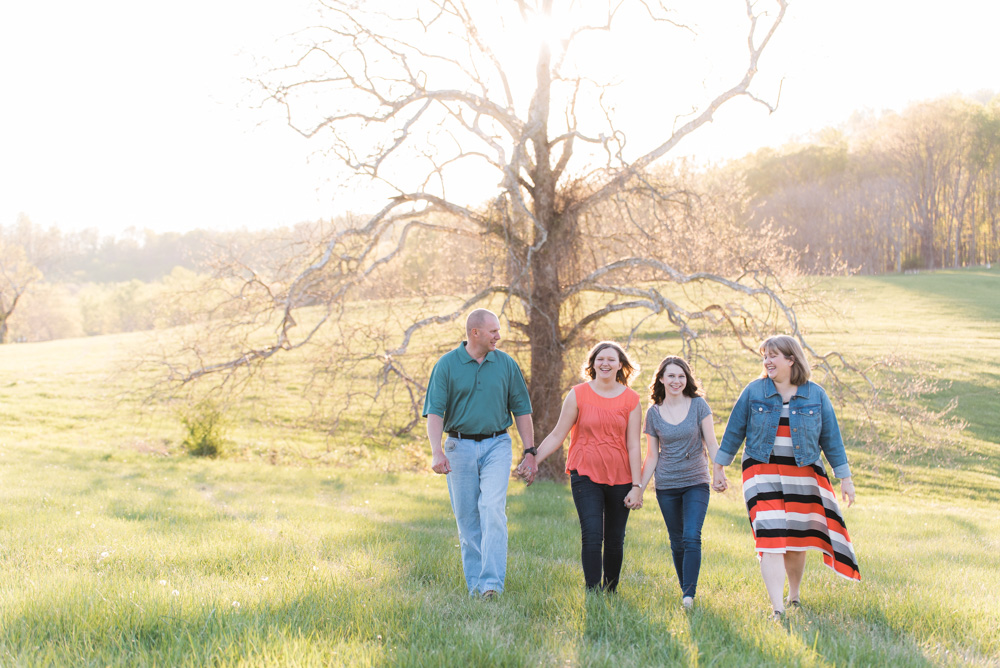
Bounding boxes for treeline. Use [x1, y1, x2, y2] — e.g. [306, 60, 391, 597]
[0, 217, 325, 343]
[4, 94, 998, 343]
[741, 94, 1000, 273]
[4, 216, 241, 283]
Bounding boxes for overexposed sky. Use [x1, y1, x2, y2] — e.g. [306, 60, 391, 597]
[1, 0, 997, 237]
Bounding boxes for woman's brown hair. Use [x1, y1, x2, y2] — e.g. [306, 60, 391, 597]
[649, 356, 704, 404]
[581, 341, 638, 387]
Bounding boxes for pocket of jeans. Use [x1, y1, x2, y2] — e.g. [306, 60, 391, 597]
[444, 439, 457, 453]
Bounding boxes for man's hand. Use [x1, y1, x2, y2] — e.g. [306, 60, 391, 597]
[432, 450, 451, 475]
[516, 454, 537, 485]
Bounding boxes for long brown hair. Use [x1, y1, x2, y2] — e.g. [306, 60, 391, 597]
[649, 356, 704, 404]
[581, 341, 638, 387]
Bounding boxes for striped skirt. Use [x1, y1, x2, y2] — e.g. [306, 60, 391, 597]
[742, 449, 861, 581]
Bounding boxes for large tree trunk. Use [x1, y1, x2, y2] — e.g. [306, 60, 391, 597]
[527, 235, 567, 480]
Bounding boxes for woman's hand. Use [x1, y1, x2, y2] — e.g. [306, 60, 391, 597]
[516, 456, 537, 486]
[624, 487, 643, 510]
[712, 463, 729, 492]
[840, 476, 856, 507]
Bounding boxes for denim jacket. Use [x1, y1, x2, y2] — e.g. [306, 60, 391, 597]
[714, 377, 851, 479]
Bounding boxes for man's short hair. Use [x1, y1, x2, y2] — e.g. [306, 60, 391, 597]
[466, 308, 497, 335]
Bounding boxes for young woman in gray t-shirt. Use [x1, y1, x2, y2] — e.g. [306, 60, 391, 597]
[635, 356, 728, 610]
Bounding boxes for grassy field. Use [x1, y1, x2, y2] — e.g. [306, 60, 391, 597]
[1, 268, 999, 666]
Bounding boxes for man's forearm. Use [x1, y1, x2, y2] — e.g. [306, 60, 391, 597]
[514, 414, 534, 450]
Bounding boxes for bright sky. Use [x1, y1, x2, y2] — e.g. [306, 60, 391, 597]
[1, 0, 997, 237]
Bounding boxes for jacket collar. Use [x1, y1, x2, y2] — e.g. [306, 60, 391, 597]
[762, 376, 811, 398]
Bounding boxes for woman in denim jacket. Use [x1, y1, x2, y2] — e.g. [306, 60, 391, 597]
[713, 335, 860, 620]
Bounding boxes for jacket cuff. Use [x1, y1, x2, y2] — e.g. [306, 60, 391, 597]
[714, 450, 736, 466]
[832, 463, 852, 479]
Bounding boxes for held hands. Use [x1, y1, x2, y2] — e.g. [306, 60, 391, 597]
[712, 464, 729, 492]
[840, 477, 856, 507]
[624, 487, 643, 510]
[516, 455, 538, 486]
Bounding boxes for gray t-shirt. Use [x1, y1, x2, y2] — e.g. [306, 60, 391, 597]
[644, 396, 713, 489]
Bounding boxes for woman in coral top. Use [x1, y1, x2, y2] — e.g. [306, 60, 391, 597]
[518, 341, 643, 592]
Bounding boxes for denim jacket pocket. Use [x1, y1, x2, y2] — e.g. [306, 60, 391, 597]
[793, 404, 822, 441]
[748, 401, 772, 432]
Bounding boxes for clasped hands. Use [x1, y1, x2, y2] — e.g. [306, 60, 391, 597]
[712, 465, 729, 493]
[515, 457, 538, 486]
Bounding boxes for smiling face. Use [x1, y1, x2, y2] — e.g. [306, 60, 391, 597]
[467, 313, 501, 355]
[592, 346, 623, 381]
[659, 363, 687, 397]
[762, 346, 795, 384]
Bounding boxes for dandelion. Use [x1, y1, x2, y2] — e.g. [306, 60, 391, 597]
[57, 548, 63, 553]
[90, 524, 95, 528]
[171, 590, 179, 596]
[100, 551, 109, 558]
[75, 511, 80, 515]
[159, 580, 167, 586]
[313, 566, 318, 571]
[261, 576, 269, 582]
[232, 601, 240, 608]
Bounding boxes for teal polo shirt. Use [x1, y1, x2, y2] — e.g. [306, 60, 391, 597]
[422, 342, 532, 434]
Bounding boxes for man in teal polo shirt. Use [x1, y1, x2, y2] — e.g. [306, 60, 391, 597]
[423, 308, 536, 599]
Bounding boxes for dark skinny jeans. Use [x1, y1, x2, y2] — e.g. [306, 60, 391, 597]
[655, 483, 710, 598]
[570, 471, 632, 592]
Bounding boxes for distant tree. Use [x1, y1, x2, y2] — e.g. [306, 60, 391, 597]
[0, 239, 42, 343]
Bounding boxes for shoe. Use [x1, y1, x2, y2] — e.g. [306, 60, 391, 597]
[786, 598, 801, 609]
[682, 597, 694, 611]
[481, 590, 498, 600]
[770, 610, 785, 621]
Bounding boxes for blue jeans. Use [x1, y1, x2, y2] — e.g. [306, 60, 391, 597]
[655, 483, 710, 598]
[444, 434, 513, 595]
[570, 471, 632, 592]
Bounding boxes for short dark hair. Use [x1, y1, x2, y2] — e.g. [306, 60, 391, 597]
[581, 341, 638, 387]
[649, 356, 703, 404]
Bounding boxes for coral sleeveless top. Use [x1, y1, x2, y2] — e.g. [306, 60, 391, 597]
[565, 382, 639, 485]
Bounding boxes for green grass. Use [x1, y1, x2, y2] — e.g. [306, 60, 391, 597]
[1, 267, 999, 666]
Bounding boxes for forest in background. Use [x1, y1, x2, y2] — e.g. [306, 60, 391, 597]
[2, 93, 998, 345]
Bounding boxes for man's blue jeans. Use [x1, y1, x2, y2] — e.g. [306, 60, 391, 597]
[655, 483, 710, 598]
[444, 434, 512, 595]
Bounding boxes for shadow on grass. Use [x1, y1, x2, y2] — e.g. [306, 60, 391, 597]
[783, 605, 937, 667]
[935, 376, 1000, 444]
[865, 269, 1000, 322]
[577, 591, 693, 665]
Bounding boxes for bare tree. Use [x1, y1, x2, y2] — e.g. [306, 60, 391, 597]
[0, 239, 42, 344]
[156, 0, 818, 477]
